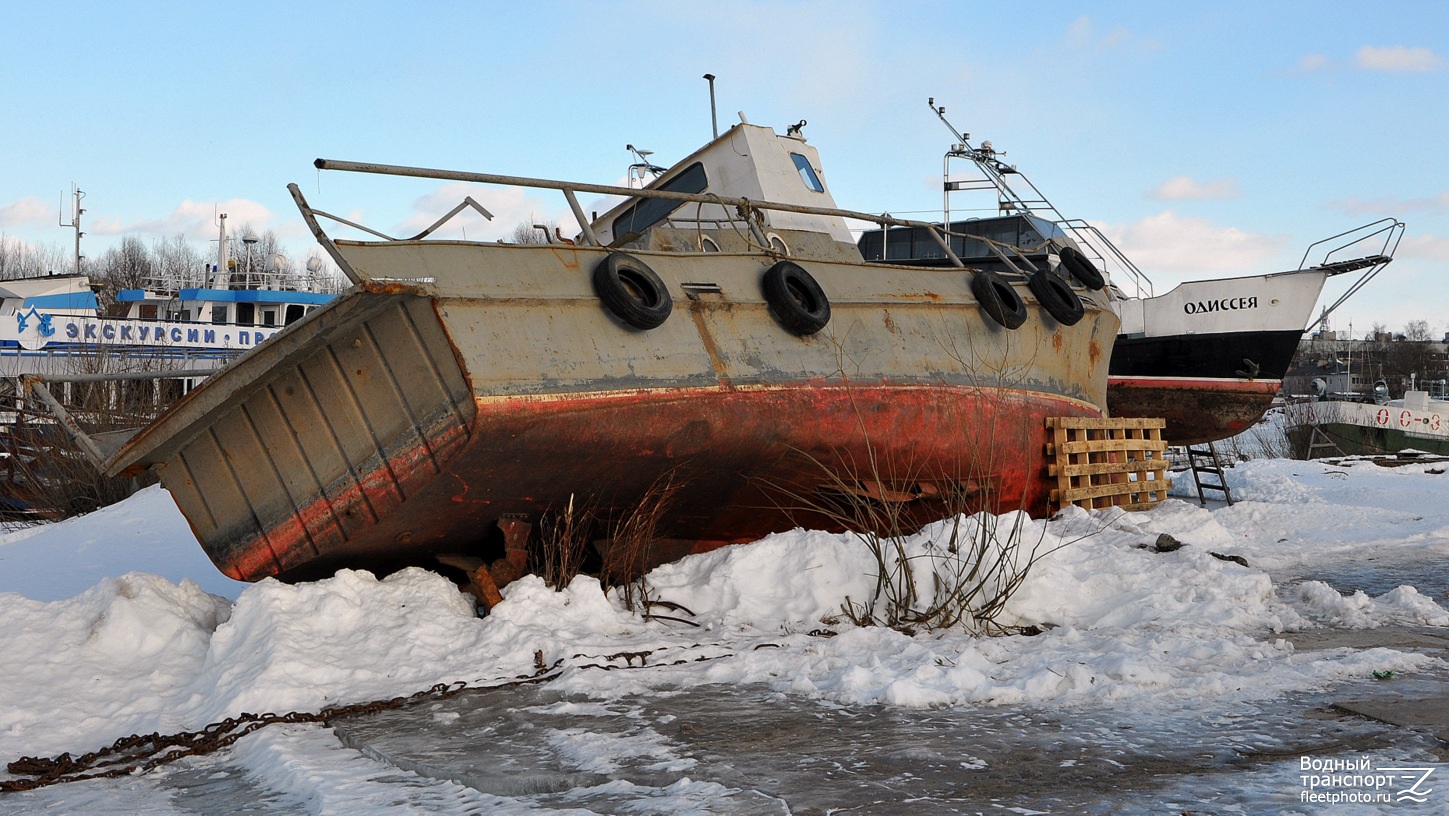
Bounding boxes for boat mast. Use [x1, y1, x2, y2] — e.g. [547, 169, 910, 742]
[926, 98, 1154, 297]
[213, 213, 230, 289]
[59, 185, 85, 275]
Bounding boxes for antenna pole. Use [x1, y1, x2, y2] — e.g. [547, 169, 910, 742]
[213, 213, 230, 289]
[704, 74, 718, 139]
[59, 185, 85, 275]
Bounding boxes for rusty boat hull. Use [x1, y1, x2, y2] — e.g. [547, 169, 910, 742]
[106, 242, 1115, 582]
[103, 122, 1118, 583]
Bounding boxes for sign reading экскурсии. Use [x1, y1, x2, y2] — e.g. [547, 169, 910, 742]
[12, 310, 281, 352]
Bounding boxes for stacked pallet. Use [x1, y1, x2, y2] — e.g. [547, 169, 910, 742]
[1045, 417, 1171, 511]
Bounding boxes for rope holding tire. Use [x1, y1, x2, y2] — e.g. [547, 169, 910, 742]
[762, 260, 830, 336]
[593, 253, 672, 330]
[1027, 270, 1086, 326]
[970, 270, 1028, 330]
[1058, 246, 1105, 290]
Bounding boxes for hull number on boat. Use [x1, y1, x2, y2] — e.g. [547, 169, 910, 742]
[1184, 297, 1258, 315]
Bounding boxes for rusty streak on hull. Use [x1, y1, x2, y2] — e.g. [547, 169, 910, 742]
[1107, 375, 1280, 446]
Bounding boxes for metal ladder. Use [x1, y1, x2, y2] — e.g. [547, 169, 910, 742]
[1305, 425, 1344, 459]
[1185, 441, 1234, 506]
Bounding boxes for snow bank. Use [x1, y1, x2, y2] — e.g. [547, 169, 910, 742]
[2, 462, 1447, 765]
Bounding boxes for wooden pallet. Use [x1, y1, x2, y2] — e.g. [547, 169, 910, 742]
[1045, 417, 1171, 511]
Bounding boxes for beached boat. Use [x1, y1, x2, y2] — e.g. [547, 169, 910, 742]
[859, 103, 1402, 445]
[96, 119, 1117, 583]
[1284, 385, 1449, 458]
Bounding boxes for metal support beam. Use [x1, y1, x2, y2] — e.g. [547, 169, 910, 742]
[20, 379, 107, 467]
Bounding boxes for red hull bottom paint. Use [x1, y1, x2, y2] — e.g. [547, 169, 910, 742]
[223, 384, 1102, 582]
[1107, 376, 1280, 446]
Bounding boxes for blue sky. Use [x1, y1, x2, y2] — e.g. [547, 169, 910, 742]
[2, 1, 1445, 336]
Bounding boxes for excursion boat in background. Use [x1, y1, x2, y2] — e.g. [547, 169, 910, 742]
[1284, 384, 1449, 459]
[0, 215, 338, 519]
[1, 213, 336, 383]
[95, 117, 1118, 584]
[858, 101, 1403, 446]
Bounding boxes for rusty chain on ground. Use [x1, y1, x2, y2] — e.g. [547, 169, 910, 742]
[0, 640, 754, 794]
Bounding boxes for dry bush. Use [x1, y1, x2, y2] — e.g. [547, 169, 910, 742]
[600, 470, 684, 612]
[762, 322, 1080, 635]
[531, 470, 685, 611]
[534, 493, 595, 590]
[771, 443, 1066, 636]
[1, 377, 166, 520]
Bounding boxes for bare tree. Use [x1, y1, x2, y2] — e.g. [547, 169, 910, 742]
[152, 233, 206, 290]
[509, 220, 559, 244]
[1404, 320, 1432, 342]
[254, 230, 298, 283]
[94, 237, 155, 314]
[0, 235, 70, 280]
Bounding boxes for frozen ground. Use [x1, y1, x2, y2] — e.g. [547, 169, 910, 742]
[1, 457, 1447, 813]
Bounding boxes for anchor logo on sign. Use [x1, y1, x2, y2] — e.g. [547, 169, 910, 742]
[15, 307, 56, 350]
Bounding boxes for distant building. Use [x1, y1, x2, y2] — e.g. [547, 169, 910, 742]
[1285, 333, 1449, 398]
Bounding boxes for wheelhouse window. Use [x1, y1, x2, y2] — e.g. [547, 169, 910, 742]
[610, 162, 708, 240]
[791, 153, 824, 193]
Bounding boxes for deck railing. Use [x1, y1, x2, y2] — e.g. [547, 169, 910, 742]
[293, 160, 980, 284]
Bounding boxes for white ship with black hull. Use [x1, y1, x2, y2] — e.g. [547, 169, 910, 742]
[858, 101, 1403, 445]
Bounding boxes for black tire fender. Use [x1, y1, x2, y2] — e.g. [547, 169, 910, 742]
[1058, 246, 1105, 290]
[592, 253, 672, 330]
[1027, 270, 1086, 326]
[762, 261, 830, 336]
[970, 269, 1028, 330]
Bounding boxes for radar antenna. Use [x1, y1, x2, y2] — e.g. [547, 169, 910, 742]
[625, 144, 667, 189]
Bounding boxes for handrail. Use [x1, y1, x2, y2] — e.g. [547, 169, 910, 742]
[928, 102, 1155, 296]
[1304, 218, 1406, 325]
[1057, 219, 1153, 298]
[310, 158, 968, 268]
[1297, 217, 1404, 271]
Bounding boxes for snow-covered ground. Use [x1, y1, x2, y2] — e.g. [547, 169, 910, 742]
[1, 457, 1447, 813]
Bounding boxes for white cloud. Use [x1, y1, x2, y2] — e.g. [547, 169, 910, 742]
[1063, 15, 1156, 52]
[1353, 45, 1444, 73]
[1398, 233, 1449, 262]
[0, 197, 53, 229]
[1149, 175, 1242, 201]
[1329, 191, 1449, 216]
[395, 183, 569, 242]
[1101, 210, 1286, 276]
[1065, 15, 1094, 47]
[1295, 53, 1330, 73]
[85, 216, 125, 236]
[126, 198, 276, 242]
